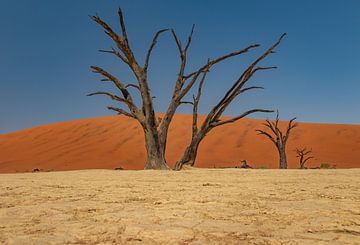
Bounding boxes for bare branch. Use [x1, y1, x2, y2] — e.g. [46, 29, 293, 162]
[256, 130, 277, 145]
[184, 44, 260, 79]
[275, 111, 284, 139]
[107, 106, 135, 119]
[91, 66, 132, 100]
[171, 29, 182, 54]
[252, 66, 277, 73]
[275, 110, 280, 121]
[284, 117, 298, 142]
[184, 24, 195, 52]
[249, 33, 287, 73]
[179, 101, 194, 105]
[117, 8, 129, 45]
[212, 109, 274, 127]
[144, 29, 169, 71]
[125, 83, 141, 91]
[192, 62, 211, 136]
[236, 86, 264, 95]
[91, 15, 123, 47]
[178, 68, 203, 99]
[92, 10, 138, 67]
[304, 150, 312, 155]
[90, 66, 143, 119]
[262, 120, 279, 139]
[99, 48, 128, 64]
[158, 25, 197, 135]
[169, 25, 197, 98]
[99, 49, 115, 54]
[213, 34, 285, 117]
[87, 91, 133, 107]
[211, 34, 286, 120]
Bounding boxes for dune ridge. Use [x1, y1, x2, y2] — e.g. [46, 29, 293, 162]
[0, 114, 359, 173]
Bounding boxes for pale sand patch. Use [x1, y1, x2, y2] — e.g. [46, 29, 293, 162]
[0, 169, 359, 244]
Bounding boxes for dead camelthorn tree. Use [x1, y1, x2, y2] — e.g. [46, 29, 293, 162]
[256, 111, 298, 169]
[295, 147, 314, 169]
[89, 7, 285, 170]
[174, 35, 286, 170]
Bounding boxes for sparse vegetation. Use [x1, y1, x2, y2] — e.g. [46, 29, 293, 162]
[320, 163, 331, 169]
[320, 163, 336, 169]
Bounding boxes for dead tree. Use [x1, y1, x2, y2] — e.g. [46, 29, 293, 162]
[89, 7, 285, 170]
[256, 111, 297, 169]
[239, 160, 252, 169]
[295, 147, 313, 169]
[174, 35, 286, 170]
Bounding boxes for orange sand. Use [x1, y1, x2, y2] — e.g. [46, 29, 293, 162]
[0, 114, 359, 173]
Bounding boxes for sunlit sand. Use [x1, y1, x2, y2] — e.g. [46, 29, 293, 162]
[1, 168, 359, 244]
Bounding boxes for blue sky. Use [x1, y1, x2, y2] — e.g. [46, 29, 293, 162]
[0, 0, 359, 133]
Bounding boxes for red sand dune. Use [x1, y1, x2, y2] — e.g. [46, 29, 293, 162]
[0, 114, 359, 173]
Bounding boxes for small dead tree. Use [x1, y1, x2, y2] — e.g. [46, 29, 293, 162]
[89, 7, 285, 170]
[295, 147, 313, 169]
[256, 112, 298, 169]
[239, 160, 252, 169]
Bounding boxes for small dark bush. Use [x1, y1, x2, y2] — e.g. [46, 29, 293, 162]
[320, 163, 331, 169]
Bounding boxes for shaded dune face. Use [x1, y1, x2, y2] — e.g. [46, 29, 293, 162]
[0, 114, 359, 173]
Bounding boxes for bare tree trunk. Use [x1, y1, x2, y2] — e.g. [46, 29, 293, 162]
[299, 154, 305, 169]
[144, 128, 168, 169]
[174, 136, 202, 170]
[279, 146, 287, 169]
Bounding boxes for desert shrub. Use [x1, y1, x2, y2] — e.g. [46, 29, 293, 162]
[320, 163, 331, 169]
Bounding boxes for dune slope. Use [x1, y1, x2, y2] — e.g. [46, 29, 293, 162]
[0, 114, 359, 172]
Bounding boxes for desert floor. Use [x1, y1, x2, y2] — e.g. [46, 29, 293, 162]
[0, 169, 359, 244]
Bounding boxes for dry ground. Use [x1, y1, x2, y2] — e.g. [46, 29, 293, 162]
[0, 169, 359, 244]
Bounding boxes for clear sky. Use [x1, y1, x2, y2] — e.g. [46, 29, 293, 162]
[1, 0, 359, 133]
